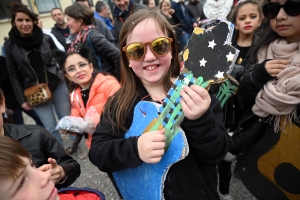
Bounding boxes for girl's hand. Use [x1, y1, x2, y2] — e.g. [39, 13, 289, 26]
[137, 129, 166, 164]
[180, 85, 211, 120]
[265, 60, 290, 77]
[38, 158, 66, 184]
[21, 102, 32, 111]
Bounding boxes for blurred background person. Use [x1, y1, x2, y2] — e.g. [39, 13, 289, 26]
[4, 2, 70, 145]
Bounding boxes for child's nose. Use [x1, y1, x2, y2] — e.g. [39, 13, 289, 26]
[144, 45, 156, 61]
[39, 170, 51, 189]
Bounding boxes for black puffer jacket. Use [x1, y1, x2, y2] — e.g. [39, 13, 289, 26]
[89, 87, 232, 200]
[3, 124, 81, 189]
[82, 30, 120, 80]
[4, 34, 63, 105]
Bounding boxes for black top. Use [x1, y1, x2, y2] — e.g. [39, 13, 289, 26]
[236, 45, 251, 65]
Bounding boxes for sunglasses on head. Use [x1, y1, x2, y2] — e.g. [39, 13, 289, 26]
[122, 37, 173, 61]
[263, 0, 300, 19]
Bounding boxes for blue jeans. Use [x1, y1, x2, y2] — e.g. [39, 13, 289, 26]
[33, 81, 70, 145]
[179, 32, 191, 52]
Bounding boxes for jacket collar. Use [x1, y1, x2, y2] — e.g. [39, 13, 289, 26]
[3, 124, 31, 141]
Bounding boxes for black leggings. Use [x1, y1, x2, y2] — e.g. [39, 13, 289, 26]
[218, 160, 232, 195]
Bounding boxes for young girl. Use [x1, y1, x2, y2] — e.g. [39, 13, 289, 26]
[60, 48, 120, 154]
[235, 0, 300, 199]
[216, 1, 262, 199]
[89, 10, 232, 199]
[0, 136, 104, 200]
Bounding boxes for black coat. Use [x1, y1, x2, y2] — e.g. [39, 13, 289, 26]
[89, 87, 232, 200]
[3, 123, 81, 189]
[234, 60, 300, 199]
[51, 24, 70, 51]
[4, 34, 63, 105]
[82, 30, 120, 80]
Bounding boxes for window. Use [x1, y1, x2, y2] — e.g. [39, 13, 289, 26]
[0, 0, 21, 20]
[33, 0, 61, 13]
[71, 0, 94, 7]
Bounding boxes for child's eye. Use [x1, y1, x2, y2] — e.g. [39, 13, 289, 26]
[79, 63, 88, 67]
[251, 15, 257, 19]
[239, 17, 245, 21]
[67, 67, 75, 72]
[17, 177, 25, 191]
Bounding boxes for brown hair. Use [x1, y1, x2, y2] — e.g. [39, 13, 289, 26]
[0, 88, 3, 106]
[8, 2, 38, 26]
[65, 3, 94, 26]
[104, 10, 180, 132]
[0, 136, 30, 182]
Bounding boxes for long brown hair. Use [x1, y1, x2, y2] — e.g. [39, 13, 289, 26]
[8, 2, 38, 26]
[0, 136, 31, 182]
[104, 10, 180, 132]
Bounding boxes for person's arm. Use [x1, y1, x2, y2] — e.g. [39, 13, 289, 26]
[236, 60, 273, 110]
[181, 94, 232, 164]
[91, 32, 121, 80]
[89, 104, 143, 172]
[4, 40, 27, 105]
[40, 128, 81, 189]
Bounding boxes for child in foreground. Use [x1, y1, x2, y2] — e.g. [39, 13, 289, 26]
[89, 10, 232, 199]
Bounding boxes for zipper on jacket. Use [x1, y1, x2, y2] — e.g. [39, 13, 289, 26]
[24, 51, 40, 85]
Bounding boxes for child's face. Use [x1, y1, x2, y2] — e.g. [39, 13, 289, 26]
[270, 0, 300, 43]
[64, 54, 94, 89]
[235, 3, 261, 36]
[126, 18, 172, 86]
[0, 157, 59, 200]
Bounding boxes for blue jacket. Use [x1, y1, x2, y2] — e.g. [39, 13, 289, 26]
[171, 1, 195, 34]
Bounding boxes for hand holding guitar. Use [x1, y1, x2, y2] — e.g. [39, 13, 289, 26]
[137, 129, 166, 163]
[180, 85, 211, 120]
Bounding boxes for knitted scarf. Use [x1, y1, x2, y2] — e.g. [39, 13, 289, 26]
[252, 39, 300, 132]
[203, 0, 233, 19]
[68, 25, 95, 52]
[8, 25, 43, 49]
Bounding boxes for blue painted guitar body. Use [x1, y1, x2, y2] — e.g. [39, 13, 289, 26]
[113, 101, 188, 200]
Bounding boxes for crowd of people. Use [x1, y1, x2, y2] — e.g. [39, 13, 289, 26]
[0, 0, 299, 199]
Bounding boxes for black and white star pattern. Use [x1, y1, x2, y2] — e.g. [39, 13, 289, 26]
[183, 20, 239, 84]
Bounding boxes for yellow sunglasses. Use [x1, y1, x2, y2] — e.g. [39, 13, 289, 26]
[122, 37, 173, 61]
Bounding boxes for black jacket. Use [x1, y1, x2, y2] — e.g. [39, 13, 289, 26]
[4, 34, 63, 105]
[3, 124, 81, 189]
[89, 87, 232, 199]
[82, 30, 120, 80]
[234, 60, 300, 200]
[51, 24, 70, 51]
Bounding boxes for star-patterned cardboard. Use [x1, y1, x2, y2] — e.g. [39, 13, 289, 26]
[182, 19, 239, 85]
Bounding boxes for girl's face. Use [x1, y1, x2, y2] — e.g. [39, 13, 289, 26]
[270, 0, 300, 43]
[65, 54, 94, 89]
[126, 18, 172, 87]
[65, 15, 82, 34]
[0, 157, 59, 200]
[161, 2, 171, 13]
[235, 3, 261, 36]
[14, 12, 34, 36]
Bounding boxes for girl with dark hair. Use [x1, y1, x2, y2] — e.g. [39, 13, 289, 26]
[64, 3, 121, 80]
[60, 48, 120, 151]
[89, 10, 231, 199]
[4, 2, 70, 145]
[234, 0, 300, 199]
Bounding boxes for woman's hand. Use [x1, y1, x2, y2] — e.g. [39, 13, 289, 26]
[265, 59, 290, 77]
[169, 9, 175, 14]
[38, 158, 66, 184]
[180, 85, 211, 120]
[21, 102, 32, 111]
[137, 129, 166, 164]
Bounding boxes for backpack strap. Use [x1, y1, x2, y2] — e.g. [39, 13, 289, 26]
[87, 32, 103, 71]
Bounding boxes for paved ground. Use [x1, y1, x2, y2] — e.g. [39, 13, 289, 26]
[24, 113, 256, 200]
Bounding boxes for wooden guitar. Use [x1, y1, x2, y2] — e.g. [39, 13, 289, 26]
[113, 19, 239, 200]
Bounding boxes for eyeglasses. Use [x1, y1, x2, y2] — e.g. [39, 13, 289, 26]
[263, 0, 300, 19]
[122, 37, 173, 61]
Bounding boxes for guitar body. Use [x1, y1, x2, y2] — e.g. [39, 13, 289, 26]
[236, 118, 300, 200]
[113, 101, 188, 200]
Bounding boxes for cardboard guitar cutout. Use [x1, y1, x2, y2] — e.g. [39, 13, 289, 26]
[113, 19, 239, 200]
